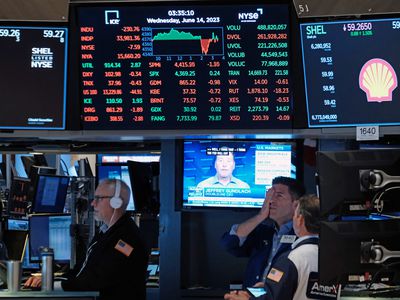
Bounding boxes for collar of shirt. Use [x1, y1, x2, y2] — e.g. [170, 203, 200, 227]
[209, 175, 241, 186]
[276, 220, 293, 235]
[272, 220, 294, 253]
[271, 220, 293, 250]
[99, 223, 109, 233]
[291, 234, 319, 249]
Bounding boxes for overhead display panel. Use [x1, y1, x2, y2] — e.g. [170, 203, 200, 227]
[0, 25, 68, 130]
[293, 0, 400, 18]
[300, 18, 400, 127]
[0, 0, 69, 22]
[75, 2, 293, 130]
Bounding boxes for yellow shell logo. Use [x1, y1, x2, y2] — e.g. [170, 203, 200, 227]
[359, 58, 397, 102]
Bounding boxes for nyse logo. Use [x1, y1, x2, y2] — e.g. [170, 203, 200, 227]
[105, 10, 120, 25]
[31, 47, 53, 69]
[238, 8, 263, 23]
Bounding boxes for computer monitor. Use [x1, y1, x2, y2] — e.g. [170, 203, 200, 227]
[31, 175, 70, 213]
[7, 218, 29, 231]
[27, 165, 57, 200]
[78, 158, 94, 177]
[7, 177, 31, 216]
[28, 165, 57, 183]
[33, 154, 48, 167]
[316, 149, 400, 217]
[21, 156, 36, 178]
[2, 230, 28, 261]
[181, 139, 298, 209]
[5, 219, 40, 270]
[21, 154, 48, 178]
[319, 219, 400, 285]
[29, 214, 71, 264]
[127, 161, 160, 214]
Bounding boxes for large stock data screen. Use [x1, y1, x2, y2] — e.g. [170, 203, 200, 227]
[300, 18, 400, 127]
[0, 26, 67, 130]
[76, 2, 292, 130]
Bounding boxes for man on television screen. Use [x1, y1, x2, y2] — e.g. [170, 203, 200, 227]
[196, 151, 250, 189]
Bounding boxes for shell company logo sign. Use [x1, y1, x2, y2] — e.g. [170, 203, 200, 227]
[31, 47, 54, 69]
[359, 58, 398, 102]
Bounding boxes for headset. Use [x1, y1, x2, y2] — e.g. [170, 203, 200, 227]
[110, 180, 123, 209]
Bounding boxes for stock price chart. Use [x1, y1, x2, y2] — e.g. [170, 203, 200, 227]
[77, 3, 292, 130]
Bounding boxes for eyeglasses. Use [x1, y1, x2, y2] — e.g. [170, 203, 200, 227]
[92, 195, 113, 203]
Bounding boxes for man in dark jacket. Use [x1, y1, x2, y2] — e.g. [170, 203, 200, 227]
[224, 194, 338, 300]
[26, 179, 149, 300]
[220, 176, 305, 287]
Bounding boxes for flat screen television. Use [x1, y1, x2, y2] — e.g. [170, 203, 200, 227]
[32, 175, 70, 213]
[0, 25, 68, 130]
[300, 17, 400, 127]
[181, 139, 298, 209]
[72, 1, 293, 130]
[29, 214, 71, 264]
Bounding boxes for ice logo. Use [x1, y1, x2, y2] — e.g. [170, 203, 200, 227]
[359, 58, 397, 102]
[105, 10, 120, 25]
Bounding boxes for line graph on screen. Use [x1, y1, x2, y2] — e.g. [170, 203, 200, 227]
[150, 27, 224, 56]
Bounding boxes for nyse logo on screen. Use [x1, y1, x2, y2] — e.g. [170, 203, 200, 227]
[238, 8, 263, 23]
[31, 47, 54, 69]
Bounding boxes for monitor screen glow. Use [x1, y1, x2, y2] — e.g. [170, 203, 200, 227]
[32, 175, 70, 213]
[74, 2, 293, 130]
[300, 18, 400, 127]
[182, 140, 297, 209]
[0, 25, 68, 129]
[29, 214, 71, 263]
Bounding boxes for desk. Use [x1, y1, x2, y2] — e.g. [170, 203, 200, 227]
[0, 290, 98, 299]
[340, 296, 400, 300]
[340, 291, 400, 300]
[0, 279, 99, 299]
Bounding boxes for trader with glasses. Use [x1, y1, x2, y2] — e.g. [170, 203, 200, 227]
[25, 179, 149, 300]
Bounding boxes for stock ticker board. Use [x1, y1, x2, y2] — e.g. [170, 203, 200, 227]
[301, 18, 400, 127]
[77, 3, 292, 130]
[0, 26, 68, 130]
